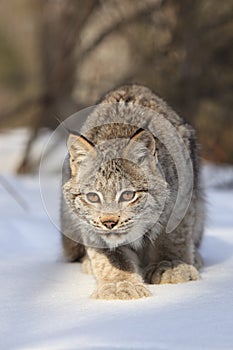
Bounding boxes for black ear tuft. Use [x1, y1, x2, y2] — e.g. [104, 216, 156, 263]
[67, 133, 96, 175]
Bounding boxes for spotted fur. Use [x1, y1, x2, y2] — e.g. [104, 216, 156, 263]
[61, 84, 205, 300]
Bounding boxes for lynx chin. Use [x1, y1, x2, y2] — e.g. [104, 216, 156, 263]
[61, 84, 205, 300]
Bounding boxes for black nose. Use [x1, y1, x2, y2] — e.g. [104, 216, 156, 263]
[102, 220, 118, 230]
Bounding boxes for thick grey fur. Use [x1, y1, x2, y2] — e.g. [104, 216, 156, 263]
[60, 84, 205, 298]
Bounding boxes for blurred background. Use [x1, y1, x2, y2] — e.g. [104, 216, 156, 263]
[0, 0, 232, 173]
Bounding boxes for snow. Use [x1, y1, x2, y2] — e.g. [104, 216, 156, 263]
[0, 129, 233, 350]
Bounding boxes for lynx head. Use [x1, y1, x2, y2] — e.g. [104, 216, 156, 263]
[63, 128, 168, 248]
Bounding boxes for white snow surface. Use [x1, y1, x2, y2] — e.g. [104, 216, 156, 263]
[0, 129, 233, 350]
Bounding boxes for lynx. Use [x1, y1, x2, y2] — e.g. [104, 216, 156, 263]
[61, 84, 205, 300]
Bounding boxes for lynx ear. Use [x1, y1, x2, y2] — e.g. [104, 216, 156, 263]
[67, 133, 96, 176]
[123, 129, 157, 164]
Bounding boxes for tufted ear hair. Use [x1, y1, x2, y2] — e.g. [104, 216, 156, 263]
[67, 133, 96, 176]
[123, 129, 157, 164]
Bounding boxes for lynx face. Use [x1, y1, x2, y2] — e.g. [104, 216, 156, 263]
[63, 129, 168, 248]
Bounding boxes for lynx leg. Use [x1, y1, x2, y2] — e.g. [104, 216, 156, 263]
[81, 254, 93, 274]
[144, 216, 200, 284]
[61, 234, 85, 262]
[194, 250, 203, 270]
[87, 247, 151, 300]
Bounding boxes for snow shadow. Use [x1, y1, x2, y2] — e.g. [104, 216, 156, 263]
[201, 233, 233, 267]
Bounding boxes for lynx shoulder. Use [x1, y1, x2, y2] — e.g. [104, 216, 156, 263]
[61, 84, 205, 300]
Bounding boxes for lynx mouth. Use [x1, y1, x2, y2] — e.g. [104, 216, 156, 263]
[96, 229, 129, 237]
[94, 222, 134, 236]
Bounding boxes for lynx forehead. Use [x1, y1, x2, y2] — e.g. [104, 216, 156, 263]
[61, 84, 205, 300]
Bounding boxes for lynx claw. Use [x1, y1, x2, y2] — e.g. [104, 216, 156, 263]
[92, 281, 152, 300]
[144, 260, 200, 284]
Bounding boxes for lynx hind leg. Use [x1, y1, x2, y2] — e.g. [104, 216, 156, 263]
[61, 234, 85, 262]
[144, 260, 200, 285]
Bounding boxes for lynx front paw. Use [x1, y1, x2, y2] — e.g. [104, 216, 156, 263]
[92, 281, 152, 300]
[144, 260, 200, 284]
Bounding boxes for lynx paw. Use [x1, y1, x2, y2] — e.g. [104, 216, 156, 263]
[144, 260, 200, 284]
[92, 281, 152, 300]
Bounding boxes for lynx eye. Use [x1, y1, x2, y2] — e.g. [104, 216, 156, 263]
[86, 192, 101, 203]
[119, 190, 136, 202]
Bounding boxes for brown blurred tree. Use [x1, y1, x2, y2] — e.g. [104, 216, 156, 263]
[123, 0, 233, 162]
[0, 0, 232, 169]
[16, 0, 162, 172]
[17, 0, 99, 172]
